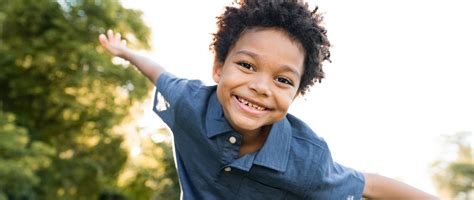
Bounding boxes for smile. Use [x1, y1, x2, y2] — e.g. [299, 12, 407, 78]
[235, 96, 268, 111]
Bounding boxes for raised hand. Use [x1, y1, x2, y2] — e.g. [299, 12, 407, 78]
[98, 29, 163, 83]
[99, 29, 129, 57]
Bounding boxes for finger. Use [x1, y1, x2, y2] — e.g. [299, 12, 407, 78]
[99, 34, 108, 47]
[115, 32, 121, 44]
[121, 39, 127, 46]
[107, 29, 114, 41]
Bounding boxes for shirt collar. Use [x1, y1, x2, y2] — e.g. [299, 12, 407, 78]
[205, 91, 292, 172]
[253, 118, 292, 172]
[206, 91, 234, 138]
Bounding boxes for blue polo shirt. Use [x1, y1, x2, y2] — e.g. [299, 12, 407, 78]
[153, 72, 365, 200]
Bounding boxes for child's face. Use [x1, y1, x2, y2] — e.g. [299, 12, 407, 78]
[212, 28, 305, 134]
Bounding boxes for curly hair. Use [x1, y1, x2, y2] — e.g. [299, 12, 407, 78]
[210, 0, 331, 95]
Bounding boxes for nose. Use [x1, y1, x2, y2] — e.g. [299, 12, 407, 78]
[248, 75, 272, 97]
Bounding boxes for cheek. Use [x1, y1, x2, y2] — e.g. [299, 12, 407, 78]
[277, 94, 296, 112]
[220, 73, 242, 89]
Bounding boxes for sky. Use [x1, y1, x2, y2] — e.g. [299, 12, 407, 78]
[121, 0, 474, 196]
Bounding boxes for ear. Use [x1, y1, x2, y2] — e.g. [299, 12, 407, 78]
[212, 61, 223, 83]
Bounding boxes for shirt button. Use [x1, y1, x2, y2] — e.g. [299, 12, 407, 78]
[224, 167, 232, 172]
[228, 136, 237, 144]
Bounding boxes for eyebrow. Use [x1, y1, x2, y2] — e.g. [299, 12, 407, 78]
[234, 50, 301, 77]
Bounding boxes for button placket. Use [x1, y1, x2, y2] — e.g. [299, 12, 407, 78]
[219, 133, 241, 167]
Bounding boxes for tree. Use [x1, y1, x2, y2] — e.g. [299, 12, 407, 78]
[431, 132, 474, 200]
[118, 128, 180, 200]
[0, 0, 177, 199]
[0, 111, 55, 199]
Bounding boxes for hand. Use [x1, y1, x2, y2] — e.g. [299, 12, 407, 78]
[99, 29, 129, 57]
[99, 29, 163, 83]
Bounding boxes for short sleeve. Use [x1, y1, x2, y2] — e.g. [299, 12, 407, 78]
[306, 145, 365, 200]
[152, 72, 205, 128]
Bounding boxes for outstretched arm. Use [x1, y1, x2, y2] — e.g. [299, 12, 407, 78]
[363, 173, 439, 200]
[99, 29, 164, 83]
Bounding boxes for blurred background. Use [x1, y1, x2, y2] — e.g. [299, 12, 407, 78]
[0, 0, 472, 199]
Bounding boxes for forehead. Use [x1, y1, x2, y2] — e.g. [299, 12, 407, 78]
[229, 28, 305, 74]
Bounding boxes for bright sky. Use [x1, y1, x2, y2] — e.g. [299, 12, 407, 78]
[122, 0, 474, 196]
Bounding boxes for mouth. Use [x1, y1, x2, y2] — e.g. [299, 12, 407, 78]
[234, 95, 269, 111]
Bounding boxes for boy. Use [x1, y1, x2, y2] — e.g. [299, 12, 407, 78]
[99, 0, 438, 199]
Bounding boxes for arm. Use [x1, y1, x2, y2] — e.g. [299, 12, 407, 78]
[363, 173, 439, 200]
[99, 29, 164, 83]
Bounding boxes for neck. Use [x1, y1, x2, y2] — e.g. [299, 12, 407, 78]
[238, 125, 271, 156]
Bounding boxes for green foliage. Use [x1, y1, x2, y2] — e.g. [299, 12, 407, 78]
[153, 141, 180, 200]
[119, 129, 180, 200]
[0, 111, 55, 199]
[431, 132, 474, 200]
[0, 0, 179, 199]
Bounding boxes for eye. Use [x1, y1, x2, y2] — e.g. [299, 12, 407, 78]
[237, 62, 255, 71]
[276, 76, 294, 86]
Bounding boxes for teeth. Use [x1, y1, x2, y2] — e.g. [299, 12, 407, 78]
[237, 96, 266, 111]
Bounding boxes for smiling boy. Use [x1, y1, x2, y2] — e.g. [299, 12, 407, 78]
[99, 0, 438, 199]
[213, 28, 304, 157]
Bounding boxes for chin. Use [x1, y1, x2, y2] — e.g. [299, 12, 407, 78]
[231, 118, 264, 132]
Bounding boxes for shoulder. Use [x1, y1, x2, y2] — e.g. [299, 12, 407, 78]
[158, 72, 210, 93]
[156, 72, 215, 103]
[284, 114, 365, 198]
[153, 72, 217, 124]
[280, 114, 332, 194]
[286, 113, 328, 151]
